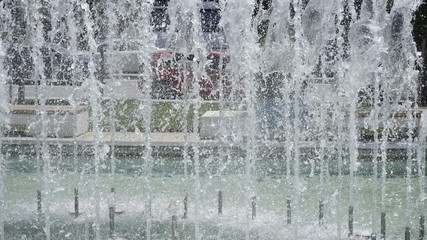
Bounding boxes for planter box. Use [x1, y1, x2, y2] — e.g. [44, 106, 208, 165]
[200, 111, 247, 139]
[8, 105, 89, 138]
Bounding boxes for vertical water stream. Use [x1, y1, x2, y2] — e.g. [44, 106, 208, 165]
[137, 2, 156, 238]
[0, 12, 6, 240]
[80, 2, 103, 238]
[30, 0, 54, 238]
[417, 110, 426, 232]
[65, 1, 82, 207]
[290, 0, 306, 237]
[405, 107, 415, 232]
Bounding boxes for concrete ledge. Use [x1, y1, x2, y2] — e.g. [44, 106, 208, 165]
[8, 105, 89, 138]
[10, 105, 88, 115]
[200, 111, 247, 139]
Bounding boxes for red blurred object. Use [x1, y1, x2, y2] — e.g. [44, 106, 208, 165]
[144, 49, 241, 100]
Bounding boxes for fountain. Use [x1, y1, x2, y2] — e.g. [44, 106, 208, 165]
[0, 0, 426, 239]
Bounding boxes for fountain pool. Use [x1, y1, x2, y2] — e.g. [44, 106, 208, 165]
[0, 147, 425, 239]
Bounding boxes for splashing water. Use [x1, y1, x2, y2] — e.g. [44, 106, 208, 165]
[0, 0, 425, 239]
